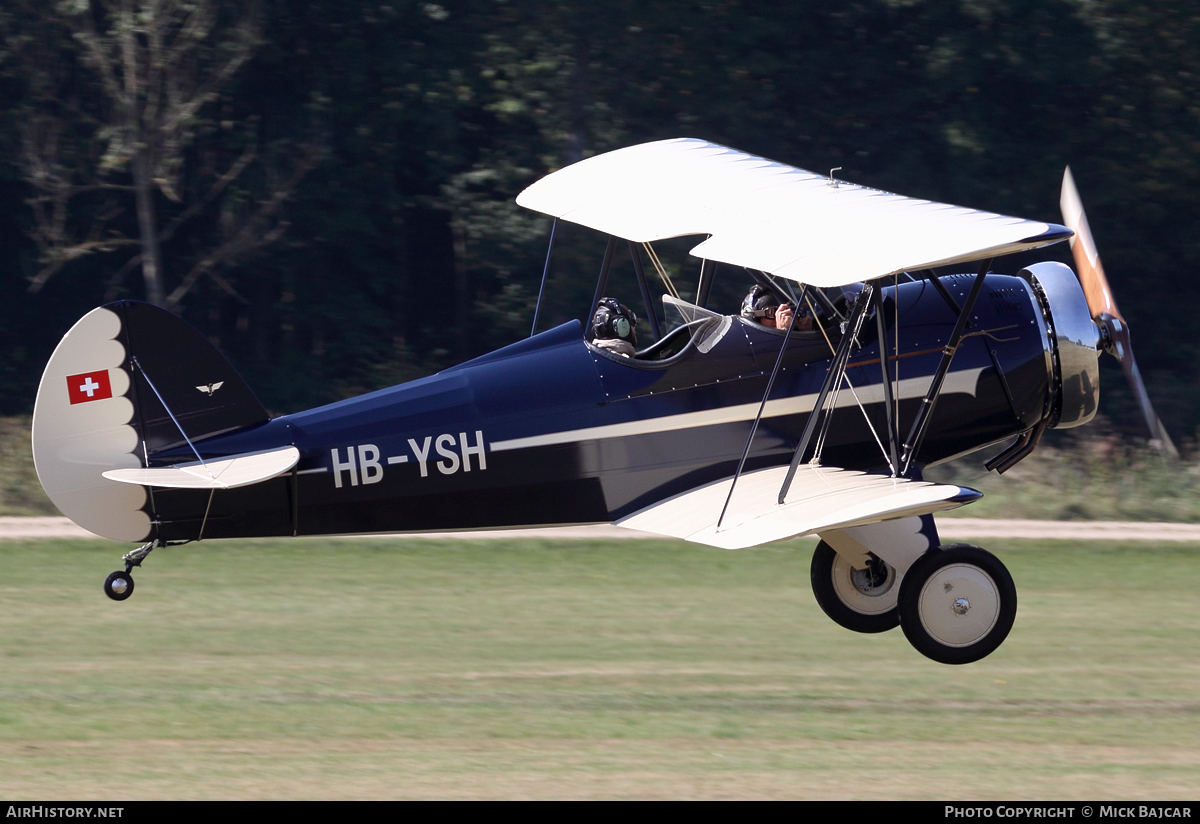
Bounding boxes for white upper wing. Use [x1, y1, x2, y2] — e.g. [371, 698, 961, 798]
[614, 464, 980, 550]
[517, 138, 1070, 288]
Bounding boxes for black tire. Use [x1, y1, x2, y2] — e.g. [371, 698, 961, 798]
[898, 544, 1017, 665]
[103, 570, 134, 602]
[810, 541, 900, 634]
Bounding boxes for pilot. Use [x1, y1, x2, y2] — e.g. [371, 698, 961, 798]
[740, 285, 812, 331]
[591, 298, 639, 357]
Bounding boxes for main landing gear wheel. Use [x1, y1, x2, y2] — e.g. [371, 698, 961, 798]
[898, 544, 1017, 665]
[103, 570, 134, 602]
[810, 541, 900, 634]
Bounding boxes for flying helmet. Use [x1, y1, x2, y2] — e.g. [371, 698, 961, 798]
[740, 285, 782, 321]
[592, 298, 638, 344]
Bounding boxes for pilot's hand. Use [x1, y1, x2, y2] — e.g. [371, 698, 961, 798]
[774, 303, 794, 329]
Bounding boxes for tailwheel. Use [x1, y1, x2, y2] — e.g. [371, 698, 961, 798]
[103, 540, 157, 601]
[810, 541, 900, 634]
[898, 544, 1017, 665]
[103, 570, 134, 601]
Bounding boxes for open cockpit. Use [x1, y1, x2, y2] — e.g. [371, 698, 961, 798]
[584, 282, 849, 370]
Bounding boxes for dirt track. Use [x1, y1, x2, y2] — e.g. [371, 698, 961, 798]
[5, 515, 1200, 541]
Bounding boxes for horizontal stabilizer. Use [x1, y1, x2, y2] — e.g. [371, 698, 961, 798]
[614, 465, 980, 550]
[103, 446, 299, 490]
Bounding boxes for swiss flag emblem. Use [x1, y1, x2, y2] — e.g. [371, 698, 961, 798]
[66, 370, 114, 404]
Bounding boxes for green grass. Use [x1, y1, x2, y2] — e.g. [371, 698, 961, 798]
[0, 536, 1197, 799]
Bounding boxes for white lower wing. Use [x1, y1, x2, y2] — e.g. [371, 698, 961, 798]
[102, 446, 300, 490]
[615, 465, 980, 550]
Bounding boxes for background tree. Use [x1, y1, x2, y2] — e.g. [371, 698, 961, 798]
[6, 0, 321, 308]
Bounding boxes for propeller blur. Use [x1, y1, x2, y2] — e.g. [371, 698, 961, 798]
[1060, 167, 1178, 459]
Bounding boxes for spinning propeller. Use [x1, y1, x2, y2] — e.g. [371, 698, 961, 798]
[1059, 167, 1179, 458]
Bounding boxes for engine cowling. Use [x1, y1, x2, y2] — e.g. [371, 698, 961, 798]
[1021, 261, 1101, 429]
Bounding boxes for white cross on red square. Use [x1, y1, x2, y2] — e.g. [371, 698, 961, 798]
[66, 370, 113, 404]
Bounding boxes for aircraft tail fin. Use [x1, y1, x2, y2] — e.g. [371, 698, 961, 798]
[32, 301, 269, 541]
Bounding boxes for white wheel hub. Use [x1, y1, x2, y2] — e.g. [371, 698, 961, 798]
[831, 554, 900, 616]
[916, 563, 1001, 647]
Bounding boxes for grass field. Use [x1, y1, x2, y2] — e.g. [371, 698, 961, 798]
[1, 535, 1197, 799]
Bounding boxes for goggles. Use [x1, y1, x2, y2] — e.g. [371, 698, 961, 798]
[748, 305, 785, 319]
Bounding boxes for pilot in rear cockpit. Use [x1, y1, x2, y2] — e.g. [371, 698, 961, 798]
[591, 298, 639, 357]
[740, 285, 812, 332]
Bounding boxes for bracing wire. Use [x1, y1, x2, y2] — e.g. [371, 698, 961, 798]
[642, 242, 681, 299]
[131, 357, 214, 481]
[807, 286, 893, 472]
[841, 374, 896, 475]
[811, 375, 843, 465]
[806, 294, 836, 357]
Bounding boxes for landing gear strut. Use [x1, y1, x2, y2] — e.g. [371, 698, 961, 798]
[102, 540, 158, 602]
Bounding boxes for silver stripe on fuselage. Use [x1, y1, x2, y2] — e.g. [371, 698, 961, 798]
[490, 366, 986, 453]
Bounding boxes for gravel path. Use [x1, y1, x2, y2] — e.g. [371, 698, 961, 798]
[5, 515, 1200, 542]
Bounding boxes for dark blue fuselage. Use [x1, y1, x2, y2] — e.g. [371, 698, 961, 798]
[148, 273, 1052, 541]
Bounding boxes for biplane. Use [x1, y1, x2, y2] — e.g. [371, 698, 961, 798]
[32, 138, 1169, 664]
